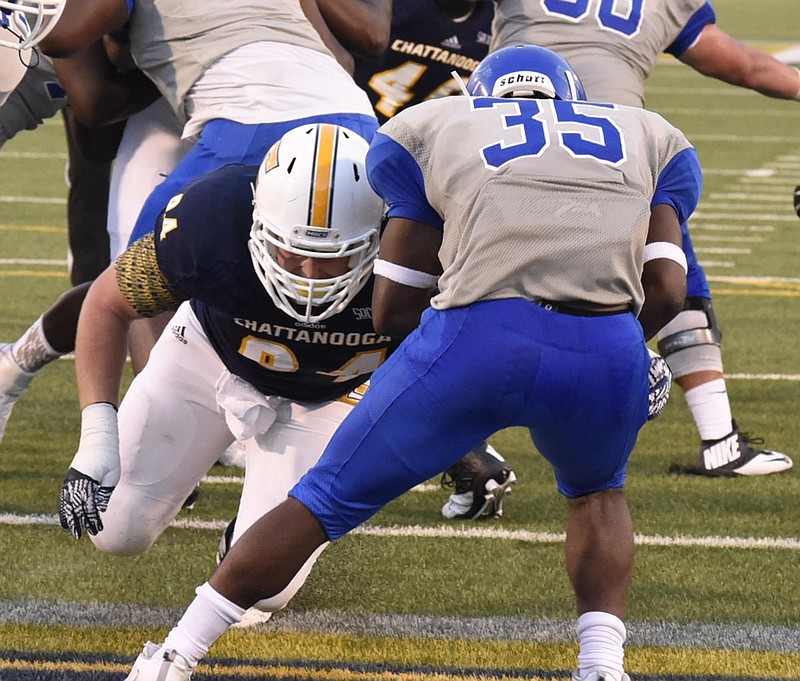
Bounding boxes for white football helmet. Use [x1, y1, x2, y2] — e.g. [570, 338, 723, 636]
[0, 0, 66, 51]
[249, 123, 385, 323]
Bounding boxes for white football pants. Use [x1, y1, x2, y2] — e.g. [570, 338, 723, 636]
[90, 302, 353, 603]
[107, 98, 189, 257]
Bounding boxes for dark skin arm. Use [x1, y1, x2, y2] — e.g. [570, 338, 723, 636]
[372, 217, 443, 338]
[39, 0, 129, 57]
[316, 0, 392, 59]
[299, 0, 355, 74]
[52, 39, 160, 127]
[637, 204, 688, 341]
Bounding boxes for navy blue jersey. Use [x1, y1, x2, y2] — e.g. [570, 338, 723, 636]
[353, 0, 493, 123]
[154, 163, 395, 402]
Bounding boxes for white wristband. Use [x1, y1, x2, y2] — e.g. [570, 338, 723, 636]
[70, 402, 121, 487]
[373, 258, 439, 288]
[794, 67, 800, 100]
[643, 241, 687, 274]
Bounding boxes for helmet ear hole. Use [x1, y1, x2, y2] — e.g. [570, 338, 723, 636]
[466, 44, 587, 102]
[249, 123, 386, 324]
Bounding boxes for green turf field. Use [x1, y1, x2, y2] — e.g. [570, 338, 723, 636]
[0, 1, 799, 679]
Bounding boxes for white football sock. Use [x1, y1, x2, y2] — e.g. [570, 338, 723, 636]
[162, 582, 245, 666]
[11, 316, 62, 373]
[684, 378, 733, 441]
[576, 611, 626, 677]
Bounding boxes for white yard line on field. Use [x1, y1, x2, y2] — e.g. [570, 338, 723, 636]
[0, 151, 68, 160]
[0, 195, 66, 205]
[2, 512, 798, 550]
[693, 210, 795, 221]
[0, 258, 68, 266]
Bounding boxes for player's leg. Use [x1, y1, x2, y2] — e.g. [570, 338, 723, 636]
[215, 396, 355, 625]
[62, 109, 117, 285]
[137, 304, 516, 670]
[90, 302, 234, 555]
[0, 282, 91, 447]
[657, 224, 792, 476]
[106, 99, 188, 373]
[565, 491, 633, 681]
[524, 309, 647, 681]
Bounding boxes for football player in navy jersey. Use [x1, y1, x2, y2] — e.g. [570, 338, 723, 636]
[353, 0, 494, 123]
[57, 123, 394, 626]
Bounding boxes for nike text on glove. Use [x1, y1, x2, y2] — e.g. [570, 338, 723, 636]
[647, 349, 672, 421]
[58, 402, 120, 539]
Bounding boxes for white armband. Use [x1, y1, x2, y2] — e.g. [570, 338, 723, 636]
[643, 241, 687, 274]
[373, 258, 439, 288]
[794, 67, 800, 101]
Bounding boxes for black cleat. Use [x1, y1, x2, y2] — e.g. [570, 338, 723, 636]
[670, 420, 793, 477]
[441, 443, 516, 519]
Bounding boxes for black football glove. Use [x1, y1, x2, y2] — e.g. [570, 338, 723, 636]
[59, 467, 114, 539]
[647, 350, 672, 421]
[793, 186, 800, 218]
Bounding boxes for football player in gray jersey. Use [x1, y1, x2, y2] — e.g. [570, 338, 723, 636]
[346, 0, 519, 521]
[490, 0, 797, 478]
[118, 45, 699, 681]
[0, 0, 391, 449]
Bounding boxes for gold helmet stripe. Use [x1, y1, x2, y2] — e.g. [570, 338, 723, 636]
[309, 124, 338, 227]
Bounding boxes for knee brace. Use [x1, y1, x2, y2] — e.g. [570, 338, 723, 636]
[656, 297, 724, 378]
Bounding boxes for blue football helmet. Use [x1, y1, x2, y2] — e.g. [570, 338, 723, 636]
[467, 44, 586, 102]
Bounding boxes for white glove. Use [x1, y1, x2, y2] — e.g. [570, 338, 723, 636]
[59, 403, 120, 539]
[647, 348, 672, 421]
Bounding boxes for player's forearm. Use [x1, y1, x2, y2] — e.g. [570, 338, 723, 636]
[299, 0, 356, 74]
[315, 0, 391, 58]
[39, 0, 129, 57]
[75, 267, 138, 409]
[53, 42, 160, 127]
[739, 49, 800, 100]
[638, 266, 687, 341]
[681, 27, 800, 100]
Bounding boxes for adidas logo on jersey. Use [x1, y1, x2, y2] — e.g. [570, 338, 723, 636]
[171, 325, 188, 345]
[441, 35, 462, 50]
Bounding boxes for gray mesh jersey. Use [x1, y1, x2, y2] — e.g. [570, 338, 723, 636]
[376, 96, 696, 314]
[491, 0, 709, 107]
[0, 56, 65, 147]
[127, 0, 332, 119]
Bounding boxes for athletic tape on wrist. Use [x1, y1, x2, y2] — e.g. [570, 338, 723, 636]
[70, 402, 120, 485]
